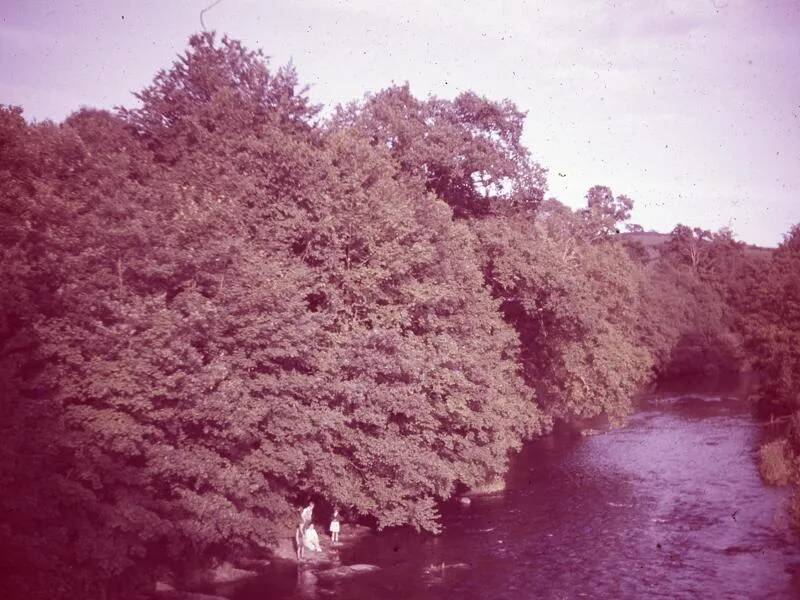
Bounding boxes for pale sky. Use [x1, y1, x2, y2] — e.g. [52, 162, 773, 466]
[2, 0, 799, 246]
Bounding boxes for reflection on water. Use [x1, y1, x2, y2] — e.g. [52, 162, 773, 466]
[234, 378, 800, 599]
[295, 569, 317, 599]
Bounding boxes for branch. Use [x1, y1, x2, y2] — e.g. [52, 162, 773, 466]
[200, 0, 223, 31]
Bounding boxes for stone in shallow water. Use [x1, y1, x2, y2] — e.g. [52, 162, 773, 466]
[155, 591, 230, 600]
[155, 581, 175, 592]
[234, 558, 272, 572]
[316, 564, 381, 580]
[204, 562, 259, 585]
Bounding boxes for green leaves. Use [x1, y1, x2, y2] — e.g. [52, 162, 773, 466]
[330, 84, 547, 218]
[739, 230, 800, 413]
[280, 130, 543, 530]
[3, 31, 776, 599]
[0, 35, 545, 597]
[473, 204, 652, 420]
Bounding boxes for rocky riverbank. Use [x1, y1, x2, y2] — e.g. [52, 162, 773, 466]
[151, 523, 379, 599]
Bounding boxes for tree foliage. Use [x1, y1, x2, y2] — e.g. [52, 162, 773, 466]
[738, 224, 800, 526]
[331, 84, 547, 217]
[740, 225, 800, 414]
[472, 200, 652, 419]
[0, 34, 542, 597]
[1, 31, 788, 598]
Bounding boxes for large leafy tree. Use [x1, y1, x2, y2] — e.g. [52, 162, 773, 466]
[739, 224, 800, 525]
[662, 224, 713, 273]
[0, 34, 328, 596]
[283, 130, 542, 529]
[579, 185, 633, 240]
[0, 34, 545, 598]
[333, 86, 656, 421]
[651, 224, 756, 376]
[331, 84, 547, 217]
[0, 101, 324, 597]
[740, 224, 800, 415]
[473, 199, 653, 420]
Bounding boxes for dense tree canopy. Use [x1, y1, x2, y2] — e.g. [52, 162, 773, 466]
[0, 31, 790, 599]
[735, 224, 800, 523]
[0, 33, 540, 598]
[331, 84, 547, 217]
[740, 225, 800, 415]
[471, 199, 652, 419]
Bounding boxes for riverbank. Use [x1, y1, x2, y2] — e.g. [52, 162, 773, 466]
[269, 523, 375, 566]
[154, 379, 800, 600]
[151, 522, 380, 599]
[220, 388, 799, 599]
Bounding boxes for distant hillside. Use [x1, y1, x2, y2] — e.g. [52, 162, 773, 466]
[618, 231, 774, 261]
[742, 244, 775, 259]
[617, 231, 671, 261]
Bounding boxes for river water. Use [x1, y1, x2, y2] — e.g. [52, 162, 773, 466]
[235, 381, 800, 599]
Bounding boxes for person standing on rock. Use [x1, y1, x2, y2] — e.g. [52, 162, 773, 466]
[303, 523, 323, 552]
[329, 507, 341, 544]
[301, 501, 314, 527]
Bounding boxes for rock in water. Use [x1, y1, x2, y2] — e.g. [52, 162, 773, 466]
[459, 496, 472, 506]
[317, 564, 380, 580]
[155, 581, 176, 592]
[183, 561, 259, 589]
[234, 558, 272, 572]
[155, 592, 230, 600]
[206, 562, 259, 585]
[466, 477, 506, 495]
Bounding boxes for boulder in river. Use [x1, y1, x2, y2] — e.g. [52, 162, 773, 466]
[465, 477, 506, 495]
[316, 564, 380, 580]
[233, 557, 272, 572]
[154, 591, 230, 600]
[155, 581, 176, 592]
[182, 561, 259, 590]
[205, 562, 259, 585]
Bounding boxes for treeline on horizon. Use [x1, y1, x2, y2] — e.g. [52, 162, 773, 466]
[1, 33, 799, 598]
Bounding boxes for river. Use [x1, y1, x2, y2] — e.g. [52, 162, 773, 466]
[233, 379, 800, 599]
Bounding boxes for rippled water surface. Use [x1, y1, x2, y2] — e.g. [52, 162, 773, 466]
[235, 382, 800, 599]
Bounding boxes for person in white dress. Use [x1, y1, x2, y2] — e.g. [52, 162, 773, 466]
[303, 523, 322, 552]
[300, 501, 314, 527]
